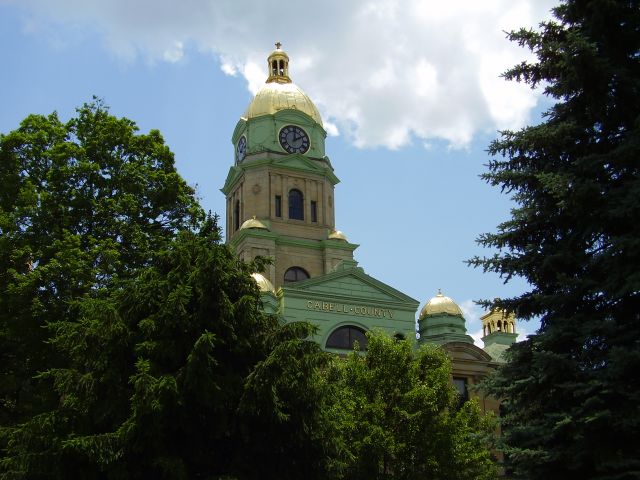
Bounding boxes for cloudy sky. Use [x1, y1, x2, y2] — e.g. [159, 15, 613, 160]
[1, 0, 558, 343]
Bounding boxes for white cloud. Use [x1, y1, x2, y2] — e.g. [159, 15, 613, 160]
[516, 323, 535, 342]
[460, 299, 484, 347]
[9, 0, 556, 149]
[242, 61, 265, 95]
[163, 41, 184, 63]
[470, 328, 485, 348]
[220, 63, 237, 76]
[324, 121, 340, 137]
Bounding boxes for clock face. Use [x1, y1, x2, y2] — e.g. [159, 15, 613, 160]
[236, 136, 247, 162]
[279, 125, 310, 154]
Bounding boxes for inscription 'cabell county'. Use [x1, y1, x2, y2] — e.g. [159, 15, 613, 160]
[306, 300, 394, 319]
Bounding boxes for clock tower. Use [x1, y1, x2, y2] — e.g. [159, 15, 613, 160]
[218, 44, 514, 372]
[221, 44, 357, 289]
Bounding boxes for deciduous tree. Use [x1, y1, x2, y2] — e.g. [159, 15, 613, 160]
[0, 100, 203, 476]
[331, 333, 497, 480]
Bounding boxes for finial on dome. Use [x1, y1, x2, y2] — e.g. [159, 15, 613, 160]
[419, 290, 463, 318]
[267, 42, 291, 84]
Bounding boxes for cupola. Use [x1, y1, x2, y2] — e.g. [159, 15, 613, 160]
[267, 42, 291, 83]
[480, 307, 518, 362]
[418, 289, 474, 346]
[419, 290, 463, 318]
[242, 43, 323, 126]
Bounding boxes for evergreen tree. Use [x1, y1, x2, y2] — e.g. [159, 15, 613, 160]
[1, 217, 284, 479]
[469, 1, 640, 478]
[237, 321, 338, 480]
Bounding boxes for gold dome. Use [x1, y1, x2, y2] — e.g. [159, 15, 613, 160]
[420, 291, 463, 318]
[239, 216, 269, 231]
[251, 273, 276, 294]
[328, 229, 348, 241]
[242, 43, 323, 126]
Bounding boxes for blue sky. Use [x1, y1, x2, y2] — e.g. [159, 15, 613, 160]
[0, 0, 557, 342]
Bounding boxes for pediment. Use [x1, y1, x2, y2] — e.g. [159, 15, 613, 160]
[220, 165, 244, 194]
[443, 342, 493, 362]
[283, 261, 419, 307]
[270, 154, 339, 185]
[272, 154, 324, 172]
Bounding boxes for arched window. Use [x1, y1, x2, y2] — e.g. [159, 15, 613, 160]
[289, 189, 304, 220]
[326, 326, 368, 350]
[284, 266, 309, 284]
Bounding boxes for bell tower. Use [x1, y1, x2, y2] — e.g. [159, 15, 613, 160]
[480, 308, 518, 361]
[221, 44, 357, 289]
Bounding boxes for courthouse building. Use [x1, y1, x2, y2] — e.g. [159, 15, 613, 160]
[221, 44, 517, 408]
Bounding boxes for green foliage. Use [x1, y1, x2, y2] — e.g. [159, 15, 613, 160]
[328, 332, 497, 480]
[238, 321, 338, 480]
[0, 98, 203, 419]
[0, 100, 203, 477]
[2, 219, 279, 479]
[1, 101, 498, 479]
[469, 1, 640, 478]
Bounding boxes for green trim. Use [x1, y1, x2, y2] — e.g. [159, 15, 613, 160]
[273, 109, 327, 136]
[283, 290, 419, 311]
[418, 311, 474, 346]
[238, 111, 327, 160]
[420, 332, 475, 345]
[231, 118, 247, 144]
[228, 228, 278, 247]
[229, 228, 360, 254]
[220, 166, 244, 195]
[283, 262, 420, 306]
[220, 153, 340, 195]
[320, 240, 360, 251]
[268, 153, 339, 185]
[442, 342, 494, 362]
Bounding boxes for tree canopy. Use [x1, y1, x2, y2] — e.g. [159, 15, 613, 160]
[469, 1, 640, 478]
[0, 99, 204, 475]
[1, 101, 498, 479]
[327, 333, 497, 480]
[239, 331, 497, 480]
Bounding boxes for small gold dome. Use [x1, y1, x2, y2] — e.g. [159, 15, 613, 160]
[328, 229, 348, 241]
[420, 291, 463, 318]
[251, 273, 276, 294]
[243, 43, 323, 126]
[239, 216, 269, 231]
